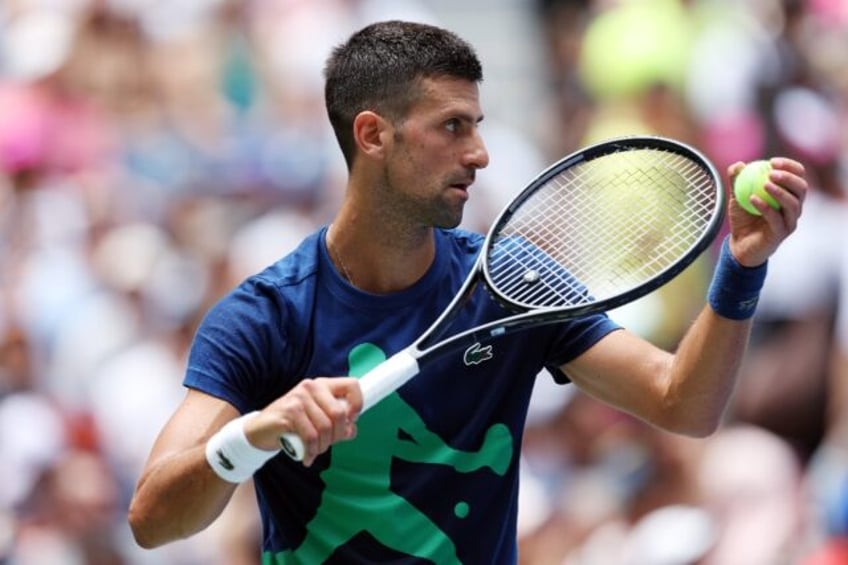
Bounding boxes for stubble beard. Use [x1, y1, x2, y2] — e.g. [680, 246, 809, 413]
[378, 167, 466, 234]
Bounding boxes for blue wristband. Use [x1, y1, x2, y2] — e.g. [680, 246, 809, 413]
[707, 236, 768, 320]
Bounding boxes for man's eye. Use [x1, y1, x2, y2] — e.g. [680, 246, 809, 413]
[445, 119, 460, 133]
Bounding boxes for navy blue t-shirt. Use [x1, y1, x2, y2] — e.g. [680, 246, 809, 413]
[185, 227, 620, 564]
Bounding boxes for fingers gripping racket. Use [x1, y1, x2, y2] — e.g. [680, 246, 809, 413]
[281, 135, 725, 460]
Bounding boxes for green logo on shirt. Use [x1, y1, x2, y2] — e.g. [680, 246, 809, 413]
[264, 343, 514, 564]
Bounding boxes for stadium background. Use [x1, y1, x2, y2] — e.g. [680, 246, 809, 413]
[1, 0, 847, 563]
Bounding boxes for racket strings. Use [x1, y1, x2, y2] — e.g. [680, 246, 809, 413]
[487, 148, 718, 309]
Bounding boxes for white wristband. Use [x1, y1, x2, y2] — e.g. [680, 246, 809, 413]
[205, 411, 278, 483]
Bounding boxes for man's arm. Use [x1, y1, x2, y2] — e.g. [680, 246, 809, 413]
[562, 311, 751, 437]
[561, 157, 808, 437]
[128, 389, 241, 548]
[129, 377, 363, 548]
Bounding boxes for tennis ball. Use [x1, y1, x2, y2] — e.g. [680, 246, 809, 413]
[733, 160, 779, 216]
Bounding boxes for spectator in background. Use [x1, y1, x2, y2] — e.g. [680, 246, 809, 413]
[524, 1, 846, 564]
[807, 245, 848, 563]
[724, 0, 846, 464]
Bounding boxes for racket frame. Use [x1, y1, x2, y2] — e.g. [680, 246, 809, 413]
[482, 135, 725, 318]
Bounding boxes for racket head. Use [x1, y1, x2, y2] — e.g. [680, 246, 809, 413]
[481, 135, 724, 315]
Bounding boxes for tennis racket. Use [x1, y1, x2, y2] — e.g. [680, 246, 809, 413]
[280, 135, 725, 460]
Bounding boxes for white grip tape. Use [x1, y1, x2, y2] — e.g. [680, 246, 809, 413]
[359, 349, 420, 411]
[279, 350, 420, 461]
[279, 432, 305, 461]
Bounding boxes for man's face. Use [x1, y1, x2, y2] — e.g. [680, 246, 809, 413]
[380, 76, 490, 229]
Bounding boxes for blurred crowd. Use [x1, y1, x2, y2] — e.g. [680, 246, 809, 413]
[0, 0, 846, 564]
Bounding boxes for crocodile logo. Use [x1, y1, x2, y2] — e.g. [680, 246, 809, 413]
[463, 342, 493, 366]
[216, 449, 234, 471]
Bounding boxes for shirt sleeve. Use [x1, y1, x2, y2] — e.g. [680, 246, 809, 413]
[184, 276, 299, 414]
[543, 314, 623, 384]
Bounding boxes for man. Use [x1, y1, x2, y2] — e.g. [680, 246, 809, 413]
[128, 20, 808, 564]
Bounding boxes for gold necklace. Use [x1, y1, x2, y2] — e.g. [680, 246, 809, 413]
[327, 227, 354, 285]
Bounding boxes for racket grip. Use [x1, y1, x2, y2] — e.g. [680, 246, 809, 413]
[359, 349, 420, 412]
[279, 350, 420, 461]
[279, 432, 306, 461]
[279, 399, 350, 461]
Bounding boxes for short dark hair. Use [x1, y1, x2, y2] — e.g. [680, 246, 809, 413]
[324, 20, 483, 168]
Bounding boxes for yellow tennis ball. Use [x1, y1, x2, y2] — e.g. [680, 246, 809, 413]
[733, 160, 779, 216]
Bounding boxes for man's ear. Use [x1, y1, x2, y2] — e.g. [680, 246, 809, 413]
[352, 111, 391, 160]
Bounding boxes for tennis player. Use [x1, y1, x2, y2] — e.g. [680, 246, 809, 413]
[128, 20, 807, 564]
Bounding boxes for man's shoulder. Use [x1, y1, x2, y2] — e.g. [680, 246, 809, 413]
[214, 229, 323, 319]
[249, 229, 324, 290]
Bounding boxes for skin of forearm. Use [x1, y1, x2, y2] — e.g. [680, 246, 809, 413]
[659, 307, 753, 436]
[129, 445, 237, 548]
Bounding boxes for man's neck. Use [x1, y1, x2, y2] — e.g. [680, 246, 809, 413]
[327, 214, 437, 294]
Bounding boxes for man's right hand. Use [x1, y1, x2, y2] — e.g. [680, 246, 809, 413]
[246, 377, 363, 466]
